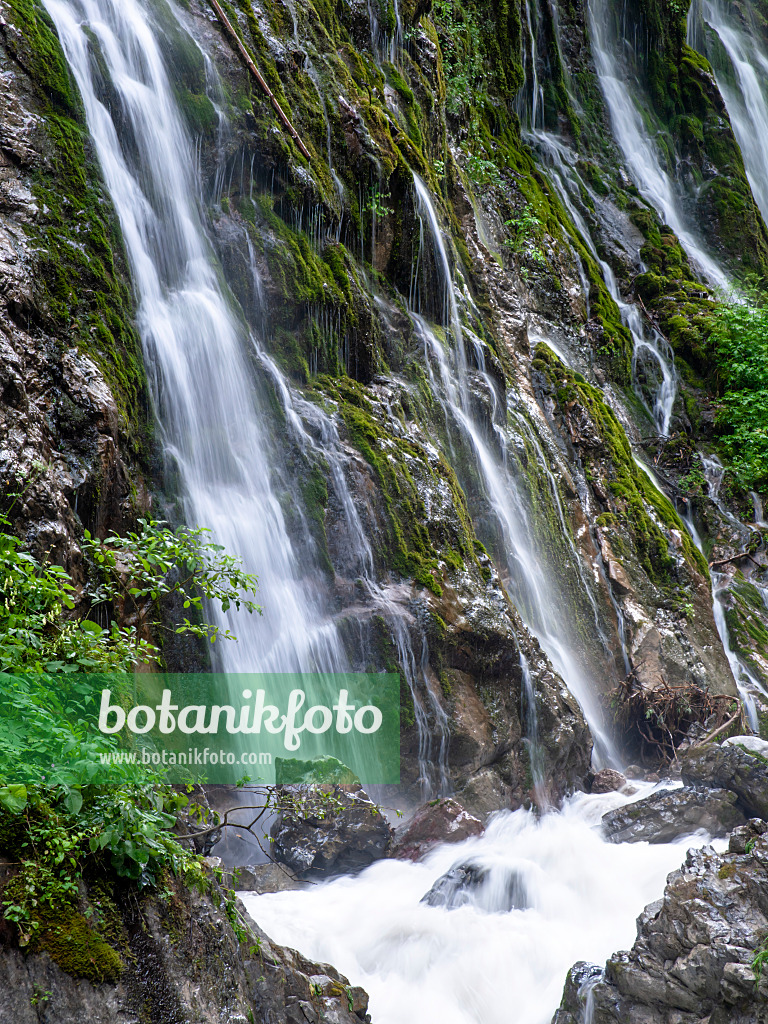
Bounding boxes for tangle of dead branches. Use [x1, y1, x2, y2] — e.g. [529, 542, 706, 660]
[606, 673, 741, 765]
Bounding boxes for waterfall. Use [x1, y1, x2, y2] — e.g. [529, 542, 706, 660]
[685, 457, 767, 730]
[411, 175, 618, 767]
[529, 129, 678, 436]
[44, 0, 346, 674]
[688, 0, 768, 227]
[586, 0, 730, 291]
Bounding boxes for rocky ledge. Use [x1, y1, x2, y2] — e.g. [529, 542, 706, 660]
[0, 863, 369, 1024]
[552, 823, 768, 1024]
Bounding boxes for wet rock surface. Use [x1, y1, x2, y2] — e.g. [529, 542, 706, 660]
[0, 10, 149, 564]
[588, 769, 627, 793]
[226, 862, 302, 894]
[270, 785, 394, 878]
[421, 860, 529, 913]
[552, 835, 768, 1024]
[681, 740, 768, 820]
[601, 786, 746, 844]
[0, 868, 368, 1024]
[392, 797, 483, 861]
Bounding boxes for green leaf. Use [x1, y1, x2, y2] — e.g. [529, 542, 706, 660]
[64, 789, 83, 815]
[0, 784, 27, 814]
[79, 620, 103, 636]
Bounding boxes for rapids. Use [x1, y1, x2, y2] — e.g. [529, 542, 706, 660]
[242, 788, 716, 1024]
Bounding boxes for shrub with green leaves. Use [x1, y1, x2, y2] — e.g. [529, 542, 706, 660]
[0, 511, 261, 955]
[710, 298, 768, 492]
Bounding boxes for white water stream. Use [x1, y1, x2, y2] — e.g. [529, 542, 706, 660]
[243, 788, 714, 1024]
[44, 0, 347, 675]
[411, 175, 618, 766]
[587, 0, 730, 292]
[689, 0, 768, 226]
[529, 128, 678, 436]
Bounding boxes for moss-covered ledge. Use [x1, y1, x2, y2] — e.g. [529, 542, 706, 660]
[3, 0, 150, 458]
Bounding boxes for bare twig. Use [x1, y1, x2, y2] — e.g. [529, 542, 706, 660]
[207, 0, 312, 162]
[692, 707, 742, 747]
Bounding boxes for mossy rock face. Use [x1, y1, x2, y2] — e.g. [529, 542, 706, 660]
[34, 908, 124, 983]
[3, 0, 149, 451]
[533, 341, 703, 588]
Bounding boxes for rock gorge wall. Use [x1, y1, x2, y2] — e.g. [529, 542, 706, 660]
[2, 0, 768, 814]
[0, 1, 152, 568]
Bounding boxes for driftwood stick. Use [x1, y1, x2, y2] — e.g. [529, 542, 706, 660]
[207, 0, 312, 162]
[692, 707, 742, 748]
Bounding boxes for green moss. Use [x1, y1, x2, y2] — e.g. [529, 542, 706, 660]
[35, 907, 123, 983]
[535, 342, 707, 586]
[300, 463, 334, 577]
[4, 0, 149, 457]
[311, 374, 478, 596]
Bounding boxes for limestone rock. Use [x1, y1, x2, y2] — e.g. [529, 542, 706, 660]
[588, 769, 627, 793]
[681, 740, 768, 819]
[270, 785, 393, 878]
[392, 797, 483, 861]
[0, 869, 368, 1024]
[601, 787, 746, 844]
[552, 837, 768, 1023]
[420, 860, 528, 913]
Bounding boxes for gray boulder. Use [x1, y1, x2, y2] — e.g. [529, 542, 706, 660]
[270, 785, 393, 878]
[551, 836, 768, 1023]
[421, 860, 528, 914]
[601, 787, 746, 844]
[681, 740, 768, 819]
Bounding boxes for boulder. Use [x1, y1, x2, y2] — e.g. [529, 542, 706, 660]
[421, 860, 528, 913]
[588, 769, 627, 794]
[680, 739, 768, 819]
[270, 785, 393, 878]
[551, 836, 768, 1023]
[229, 862, 302, 893]
[601, 787, 746, 844]
[392, 798, 483, 861]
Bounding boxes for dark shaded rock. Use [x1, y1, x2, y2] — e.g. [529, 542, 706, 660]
[270, 785, 393, 878]
[228, 862, 302, 894]
[551, 837, 768, 1023]
[601, 787, 746, 844]
[681, 739, 768, 819]
[392, 798, 483, 861]
[729, 818, 768, 855]
[421, 860, 528, 913]
[0, 866, 367, 1024]
[588, 769, 627, 793]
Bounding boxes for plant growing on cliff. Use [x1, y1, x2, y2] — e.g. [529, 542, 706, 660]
[0, 511, 260, 674]
[0, 512, 260, 968]
[710, 296, 768, 492]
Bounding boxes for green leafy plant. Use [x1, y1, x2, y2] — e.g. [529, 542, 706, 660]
[753, 936, 768, 982]
[710, 296, 768, 491]
[364, 185, 394, 218]
[504, 206, 547, 268]
[0, 510, 260, 956]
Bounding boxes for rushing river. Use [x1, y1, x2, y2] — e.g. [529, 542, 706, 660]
[242, 788, 715, 1024]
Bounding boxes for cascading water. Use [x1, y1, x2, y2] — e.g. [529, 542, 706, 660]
[411, 175, 619, 767]
[688, 0, 768, 226]
[686, 457, 768, 730]
[528, 129, 678, 436]
[587, 0, 730, 292]
[243, 787, 715, 1024]
[44, 0, 348, 675]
